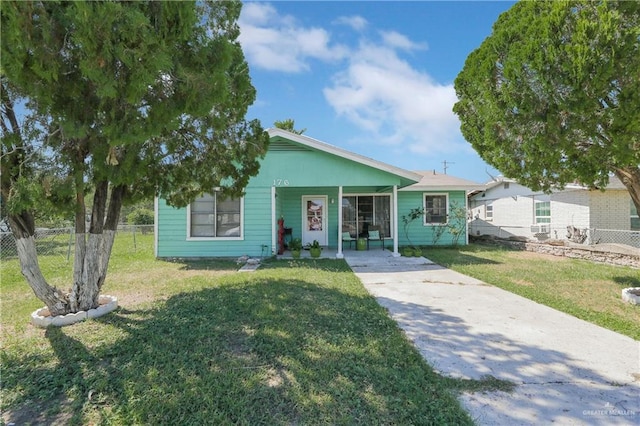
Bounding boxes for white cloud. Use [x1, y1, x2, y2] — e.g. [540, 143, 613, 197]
[238, 3, 348, 73]
[380, 30, 428, 51]
[239, 3, 463, 156]
[324, 39, 462, 155]
[334, 15, 368, 31]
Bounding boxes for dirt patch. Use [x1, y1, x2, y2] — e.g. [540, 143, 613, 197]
[2, 396, 74, 426]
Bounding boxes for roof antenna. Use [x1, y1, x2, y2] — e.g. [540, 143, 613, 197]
[485, 168, 498, 182]
[442, 160, 454, 175]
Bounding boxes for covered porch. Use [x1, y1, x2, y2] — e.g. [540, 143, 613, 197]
[271, 184, 403, 258]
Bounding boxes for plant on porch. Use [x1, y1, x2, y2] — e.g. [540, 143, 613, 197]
[306, 240, 322, 258]
[289, 238, 303, 259]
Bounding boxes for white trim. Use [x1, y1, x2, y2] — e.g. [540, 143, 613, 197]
[393, 185, 399, 256]
[423, 193, 449, 225]
[154, 196, 159, 257]
[271, 186, 277, 255]
[268, 128, 422, 183]
[465, 192, 469, 245]
[186, 194, 244, 240]
[337, 186, 344, 258]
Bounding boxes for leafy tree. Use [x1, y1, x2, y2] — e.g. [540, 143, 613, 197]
[274, 118, 306, 135]
[454, 1, 640, 214]
[127, 209, 154, 226]
[1, 1, 269, 316]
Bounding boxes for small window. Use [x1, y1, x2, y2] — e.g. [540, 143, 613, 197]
[503, 182, 510, 189]
[189, 193, 242, 238]
[535, 201, 551, 224]
[424, 194, 448, 224]
[486, 204, 493, 221]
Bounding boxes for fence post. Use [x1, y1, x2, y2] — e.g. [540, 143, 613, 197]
[67, 227, 73, 262]
[132, 225, 137, 252]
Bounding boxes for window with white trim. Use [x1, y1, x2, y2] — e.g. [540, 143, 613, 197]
[485, 203, 493, 221]
[424, 194, 448, 224]
[535, 200, 551, 224]
[189, 193, 242, 238]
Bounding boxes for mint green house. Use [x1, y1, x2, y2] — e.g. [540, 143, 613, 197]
[155, 129, 481, 259]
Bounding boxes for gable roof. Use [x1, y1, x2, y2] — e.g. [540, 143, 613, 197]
[400, 170, 484, 192]
[267, 128, 422, 184]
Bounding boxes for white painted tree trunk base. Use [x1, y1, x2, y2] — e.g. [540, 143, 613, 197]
[31, 295, 118, 328]
[622, 287, 640, 305]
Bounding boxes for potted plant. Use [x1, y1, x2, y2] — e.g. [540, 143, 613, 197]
[289, 238, 302, 259]
[307, 240, 322, 258]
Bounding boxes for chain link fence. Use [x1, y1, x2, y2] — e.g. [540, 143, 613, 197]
[469, 222, 640, 251]
[0, 225, 155, 272]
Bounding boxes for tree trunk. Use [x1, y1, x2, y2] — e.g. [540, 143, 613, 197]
[613, 167, 640, 217]
[7, 178, 127, 316]
[68, 182, 126, 312]
[8, 211, 71, 316]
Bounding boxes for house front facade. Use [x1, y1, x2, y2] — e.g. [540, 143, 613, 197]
[155, 129, 481, 259]
[469, 177, 640, 247]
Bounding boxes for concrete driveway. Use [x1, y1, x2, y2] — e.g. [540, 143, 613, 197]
[344, 250, 639, 425]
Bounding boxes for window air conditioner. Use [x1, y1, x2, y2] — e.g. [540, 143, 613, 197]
[530, 224, 550, 234]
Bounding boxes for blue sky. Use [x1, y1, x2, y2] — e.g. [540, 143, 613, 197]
[238, 1, 516, 183]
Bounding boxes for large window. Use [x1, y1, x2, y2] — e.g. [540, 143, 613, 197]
[535, 201, 551, 224]
[342, 195, 391, 237]
[424, 194, 448, 224]
[189, 193, 242, 238]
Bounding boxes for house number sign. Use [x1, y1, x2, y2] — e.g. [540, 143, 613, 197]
[273, 179, 290, 186]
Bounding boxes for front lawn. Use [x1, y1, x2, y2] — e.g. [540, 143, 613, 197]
[2, 234, 488, 425]
[425, 244, 640, 340]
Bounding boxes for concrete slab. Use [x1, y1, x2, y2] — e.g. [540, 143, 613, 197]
[345, 252, 640, 425]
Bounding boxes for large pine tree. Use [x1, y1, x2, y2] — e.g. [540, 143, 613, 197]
[454, 1, 640, 212]
[1, 1, 269, 315]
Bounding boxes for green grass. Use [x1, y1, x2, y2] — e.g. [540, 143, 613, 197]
[1, 233, 493, 425]
[424, 243, 640, 340]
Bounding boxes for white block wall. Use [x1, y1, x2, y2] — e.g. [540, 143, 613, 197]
[589, 190, 631, 231]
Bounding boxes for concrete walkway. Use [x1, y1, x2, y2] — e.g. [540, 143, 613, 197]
[344, 250, 640, 425]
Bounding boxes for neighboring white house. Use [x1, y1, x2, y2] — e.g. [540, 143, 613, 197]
[468, 176, 640, 248]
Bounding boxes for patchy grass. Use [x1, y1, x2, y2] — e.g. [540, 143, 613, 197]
[425, 244, 640, 340]
[1, 234, 491, 425]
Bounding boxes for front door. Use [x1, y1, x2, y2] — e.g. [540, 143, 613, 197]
[302, 195, 327, 246]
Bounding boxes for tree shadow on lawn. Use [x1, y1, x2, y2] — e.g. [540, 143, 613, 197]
[613, 275, 640, 288]
[425, 246, 503, 268]
[374, 296, 639, 425]
[162, 258, 240, 271]
[3, 275, 475, 425]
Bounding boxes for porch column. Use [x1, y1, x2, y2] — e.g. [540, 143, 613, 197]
[271, 186, 277, 255]
[336, 185, 344, 259]
[465, 190, 470, 245]
[392, 185, 400, 257]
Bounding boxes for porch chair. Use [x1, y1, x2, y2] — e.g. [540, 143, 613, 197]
[342, 232, 356, 249]
[367, 227, 385, 250]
